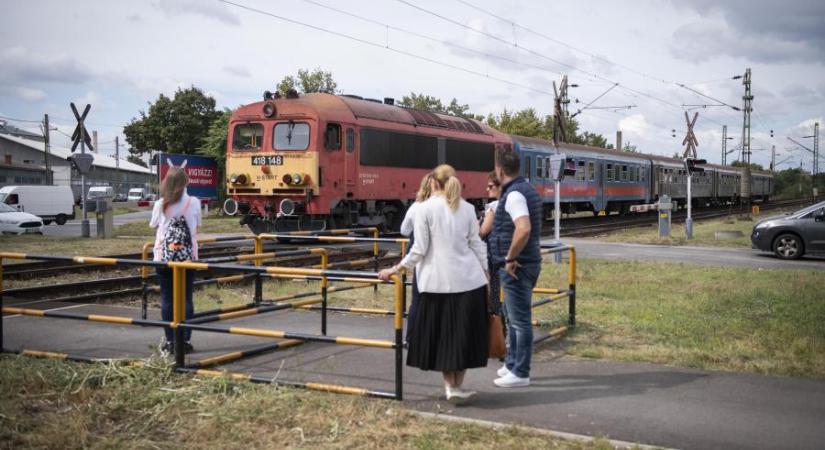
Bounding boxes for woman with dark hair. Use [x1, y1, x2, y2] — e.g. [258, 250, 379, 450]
[149, 166, 201, 353]
[379, 165, 488, 405]
[480, 171, 503, 316]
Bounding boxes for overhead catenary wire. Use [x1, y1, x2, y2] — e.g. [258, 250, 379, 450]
[218, 0, 556, 97]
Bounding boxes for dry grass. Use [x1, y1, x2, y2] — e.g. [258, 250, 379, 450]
[0, 236, 148, 263]
[115, 216, 246, 238]
[0, 356, 610, 450]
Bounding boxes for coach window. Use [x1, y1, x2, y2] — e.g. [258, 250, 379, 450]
[576, 160, 586, 181]
[606, 163, 614, 181]
[588, 161, 595, 181]
[273, 122, 310, 150]
[621, 165, 628, 182]
[543, 157, 551, 178]
[524, 156, 532, 182]
[325, 123, 341, 150]
[536, 156, 544, 180]
[232, 123, 264, 150]
[346, 128, 355, 153]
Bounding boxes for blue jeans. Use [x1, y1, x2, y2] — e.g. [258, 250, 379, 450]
[500, 263, 540, 378]
[156, 267, 194, 343]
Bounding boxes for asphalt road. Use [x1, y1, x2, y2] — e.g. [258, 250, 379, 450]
[4, 305, 824, 449]
[42, 210, 151, 237]
[552, 238, 825, 271]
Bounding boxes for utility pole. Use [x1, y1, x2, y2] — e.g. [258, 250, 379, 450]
[551, 75, 570, 261]
[42, 114, 52, 185]
[738, 68, 753, 209]
[722, 125, 727, 166]
[115, 136, 120, 169]
[771, 145, 776, 172]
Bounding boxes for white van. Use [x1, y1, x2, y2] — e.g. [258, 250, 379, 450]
[0, 185, 76, 225]
[88, 186, 114, 200]
[127, 187, 147, 201]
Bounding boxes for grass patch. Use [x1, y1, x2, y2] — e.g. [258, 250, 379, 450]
[115, 216, 245, 237]
[0, 356, 607, 449]
[599, 210, 795, 248]
[530, 259, 825, 378]
[0, 235, 147, 262]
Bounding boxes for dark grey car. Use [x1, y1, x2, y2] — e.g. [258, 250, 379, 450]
[751, 201, 825, 259]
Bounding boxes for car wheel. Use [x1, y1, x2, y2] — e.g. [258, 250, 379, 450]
[55, 214, 67, 225]
[42, 220, 52, 225]
[773, 233, 804, 260]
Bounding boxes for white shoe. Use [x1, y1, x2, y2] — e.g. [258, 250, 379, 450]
[446, 387, 477, 405]
[494, 372, 530, 388]
[497, 365, 511, 378]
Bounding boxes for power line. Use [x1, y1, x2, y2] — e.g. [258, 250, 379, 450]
[0, 115, 43, 124]
[394, 0, 684, 112]
[218, 0, 556, 97]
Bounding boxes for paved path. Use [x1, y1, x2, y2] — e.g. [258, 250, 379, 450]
[554, 238, 825, 271]
[4, 304, 824, 449]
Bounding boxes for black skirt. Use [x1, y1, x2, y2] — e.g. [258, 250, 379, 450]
[406, 285, 489, 372]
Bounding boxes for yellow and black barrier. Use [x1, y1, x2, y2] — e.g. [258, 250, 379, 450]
[187, 339, 303, 368]
[1, 251, 407, 400]
[528, 244, 576, 343]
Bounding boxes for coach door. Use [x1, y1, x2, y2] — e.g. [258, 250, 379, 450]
[345, 127, 357, 195]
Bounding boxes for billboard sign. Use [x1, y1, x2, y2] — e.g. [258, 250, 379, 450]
[157, 152, 219, 199]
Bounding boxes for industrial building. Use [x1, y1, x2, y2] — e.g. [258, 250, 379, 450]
[0, 130, 153, 201]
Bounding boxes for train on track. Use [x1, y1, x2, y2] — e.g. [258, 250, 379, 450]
[223, 92, 773, 233]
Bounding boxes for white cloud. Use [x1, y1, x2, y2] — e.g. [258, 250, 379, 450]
[155, 0, 240, 26]
[12, 86, 47, 102]
[618, 114, 649, 138]
[0, 46, 92, 84]
[221, 66, 252, 78]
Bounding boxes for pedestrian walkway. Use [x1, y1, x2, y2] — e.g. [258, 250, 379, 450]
[4, 303, 824, 449]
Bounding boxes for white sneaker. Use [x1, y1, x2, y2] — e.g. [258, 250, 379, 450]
[494, 372, 530, 388]
[497, 364, 511, 378]
[446, 387, 477, 405]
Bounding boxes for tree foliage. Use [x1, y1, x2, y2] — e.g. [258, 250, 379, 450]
[730, 160, 765, 171]
[124, 86, 219, 157]
[198, 109, 231, 168]
[277, 68, 338, 95]
[622, 142, 638, 152]
[397, 93, 483, 119]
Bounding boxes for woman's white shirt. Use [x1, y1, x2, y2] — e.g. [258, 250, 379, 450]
[400, 201, 419, 237]
[150, 193, 202, 261]
[399, 195, 487, 293]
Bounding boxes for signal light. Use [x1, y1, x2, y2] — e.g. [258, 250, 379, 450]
[282, 173, 293, 185]
[685, 158, 707, 173]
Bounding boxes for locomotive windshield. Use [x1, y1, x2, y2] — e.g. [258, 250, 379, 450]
[232, 123, 263, 151]
[274, 122, 310, 150]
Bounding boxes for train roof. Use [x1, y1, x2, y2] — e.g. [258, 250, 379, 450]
[233, 93, 502, 138]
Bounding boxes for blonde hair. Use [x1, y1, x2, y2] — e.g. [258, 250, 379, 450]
[415, 173, 433, 202]
[432, 164, 461, 211]
[161, 167, 189, 212]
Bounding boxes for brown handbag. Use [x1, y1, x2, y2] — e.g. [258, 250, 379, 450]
[488, 313, 507, 359]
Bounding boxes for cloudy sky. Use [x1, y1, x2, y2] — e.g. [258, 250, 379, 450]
[1, 0, 823, 171]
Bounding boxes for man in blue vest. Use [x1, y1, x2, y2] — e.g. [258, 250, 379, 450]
[490, 148, 543, 388]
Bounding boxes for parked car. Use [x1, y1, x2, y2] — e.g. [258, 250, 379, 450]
[114, 193, 128, 202]
[0, 185, 76, 225]
[87, 186, 114, 200]
[0, 202, 43, 235]
[751, 200, 825, 259]
[127, 187, 148, 202]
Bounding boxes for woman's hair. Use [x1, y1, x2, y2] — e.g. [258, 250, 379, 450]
[487, 171, 500, 187]
[432, 164, 461, 211]
[415, 173, 433, 202]
[161, 167, 189, 212]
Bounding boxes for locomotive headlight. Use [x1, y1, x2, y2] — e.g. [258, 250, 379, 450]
[291, 173, 303, 185]
[233, 173, 249, 185]
[282, 173, 293, 185]
[262, 101, 276, 117]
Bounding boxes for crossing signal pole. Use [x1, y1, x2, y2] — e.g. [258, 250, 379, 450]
[551, 75, 571, 260]
[681, 112, 701, 239]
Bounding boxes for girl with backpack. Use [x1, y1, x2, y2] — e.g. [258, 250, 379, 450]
[150, 166, 201, 353]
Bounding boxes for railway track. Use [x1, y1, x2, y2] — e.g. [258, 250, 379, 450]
[550, 198, 818, 238]
[4, 247, 398, 305]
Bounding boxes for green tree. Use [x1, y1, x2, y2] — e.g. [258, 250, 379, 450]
[577, 131, 610, 148]
[731, 160, 765, 171]
[622, 142, 638, 152]
[486, 108, 553, 140]
[198, 109, 231, 187]
[124, 86, 219, 157]
[398, 93, 445, 112]
[277, 68, 338, 95]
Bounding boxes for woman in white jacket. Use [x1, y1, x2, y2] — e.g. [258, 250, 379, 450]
[380, 165, 489, 404]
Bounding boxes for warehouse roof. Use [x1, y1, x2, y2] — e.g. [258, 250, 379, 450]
[0, 132, 152, 175]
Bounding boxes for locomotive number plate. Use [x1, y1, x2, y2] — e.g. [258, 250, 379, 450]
[251, 155, 283, 166]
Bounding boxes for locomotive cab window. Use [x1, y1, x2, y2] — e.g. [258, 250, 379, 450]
[273, 122, 310, 150]
[232, 123, 264, 151]
[325, 123, 341, 150]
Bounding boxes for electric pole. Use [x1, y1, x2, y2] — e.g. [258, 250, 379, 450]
[115, 135, 120, 170]
[771, 145, 776, 172]
[738, 68, 753, 209]
[42, 114, 52, 185]
[551, 75, 570, 260]
[722, 125, 727, 166]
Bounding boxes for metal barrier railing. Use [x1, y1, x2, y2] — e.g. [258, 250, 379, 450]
[0, 252, 406, 400]
[529, 245, 576, 343]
